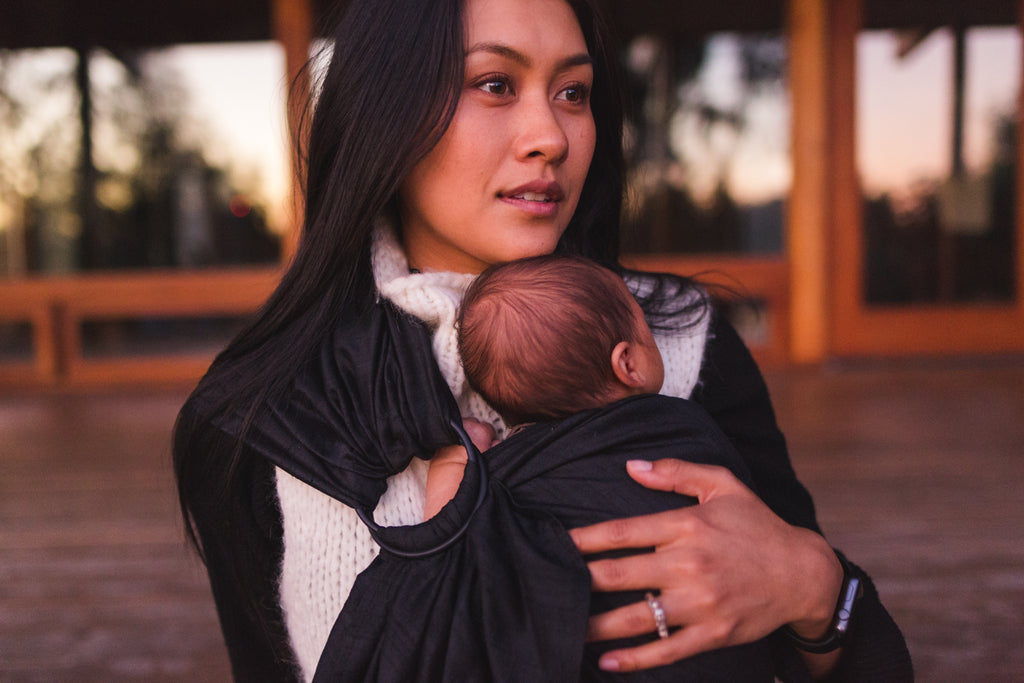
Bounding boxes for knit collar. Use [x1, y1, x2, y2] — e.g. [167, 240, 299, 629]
[371, 219, 477, 328]
[371, 219, 478, 404]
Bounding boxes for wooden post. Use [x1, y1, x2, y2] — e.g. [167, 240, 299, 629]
[1017, 0, 1024, 317]
[828, 0, 861, 354]
[271, 0, 313, 264]
[34, 304, 62, 383]
[787, 0, 830, 363]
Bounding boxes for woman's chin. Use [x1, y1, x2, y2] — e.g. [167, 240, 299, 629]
[488, 233, 566, 265]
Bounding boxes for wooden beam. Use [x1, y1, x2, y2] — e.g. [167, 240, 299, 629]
[604, 0, 786, 39]
[1011, 0, 1019, 317]
[829, 0, 863, 354]
[0, 0, 274, 50]
[787, 0, 830, 363]
[271, 0, 313, 264]
[833, 305, 1024, 355]
[0, 268, 280, 388]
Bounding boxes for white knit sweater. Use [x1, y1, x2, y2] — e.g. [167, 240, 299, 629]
[276, 227, 711, 680]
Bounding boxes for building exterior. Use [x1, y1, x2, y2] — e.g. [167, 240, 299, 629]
[1, 0, 1022, 387]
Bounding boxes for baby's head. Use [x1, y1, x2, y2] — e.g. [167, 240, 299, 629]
[458, 255, 664, 426]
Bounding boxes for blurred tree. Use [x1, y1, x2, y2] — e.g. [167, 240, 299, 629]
[621, 32, 787, 255]
[0, 46, 280, 276]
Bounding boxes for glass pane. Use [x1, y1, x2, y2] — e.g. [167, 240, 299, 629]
[0, 42, 288, 277]
[622, 32, 790, 255]
[857, 27, 1019, 305]
[80, 315, 248, 359]
[0, 321, 33, 362]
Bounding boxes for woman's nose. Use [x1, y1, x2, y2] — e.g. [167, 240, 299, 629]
[514, 98, 569, 164]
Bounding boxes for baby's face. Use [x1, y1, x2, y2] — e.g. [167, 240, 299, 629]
[626, 295, 665, 394]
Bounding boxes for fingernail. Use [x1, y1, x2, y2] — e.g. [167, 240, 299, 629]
[627, 459, 653, 472]
[599, 656, 620, 671]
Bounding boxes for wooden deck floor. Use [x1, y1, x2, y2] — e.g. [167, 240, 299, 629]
[2, 359, 1023, 682]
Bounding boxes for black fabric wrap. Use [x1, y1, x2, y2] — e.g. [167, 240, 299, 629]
[205, 302, 776, 681]
[178, 305, 912, 681]
[316, 394, 777, 682]
[210, 302, 462, 512]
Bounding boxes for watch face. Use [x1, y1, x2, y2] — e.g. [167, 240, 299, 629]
[835, 576, 860, 635]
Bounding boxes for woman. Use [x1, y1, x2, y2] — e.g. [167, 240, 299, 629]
[174, 0, 912, 680]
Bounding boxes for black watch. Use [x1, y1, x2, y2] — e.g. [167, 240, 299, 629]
[783, 555, 862, 654]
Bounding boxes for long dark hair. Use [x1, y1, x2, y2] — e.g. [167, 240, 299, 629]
[174, 0, 629, 552]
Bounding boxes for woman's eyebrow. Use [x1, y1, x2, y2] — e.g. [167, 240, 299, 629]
[466, 42, 593, 71]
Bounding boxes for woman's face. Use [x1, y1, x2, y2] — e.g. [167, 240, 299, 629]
[399, 0, 597, 274]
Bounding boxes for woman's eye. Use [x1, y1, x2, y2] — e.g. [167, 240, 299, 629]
[478, 79, 511, 96]
[558, 84, 591, 104]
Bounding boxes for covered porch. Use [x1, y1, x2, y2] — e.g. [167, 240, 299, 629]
[2, 0, 1023, 388]
[2, 358, 1022, 680]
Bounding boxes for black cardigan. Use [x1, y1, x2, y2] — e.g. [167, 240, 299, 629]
[174, 311, 913, 682]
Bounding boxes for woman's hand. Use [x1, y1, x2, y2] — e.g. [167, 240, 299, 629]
[424, 418, 497, 519]
[569, 459, 844, 676]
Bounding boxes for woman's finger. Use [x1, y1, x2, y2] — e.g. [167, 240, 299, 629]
[570, 460, 752, 555]
[569, 506, 694, 555]
[586, 597, 687, 642]
[597, 623, 725, 673]
[584, 549, 694, 592]
[625, 459, 744, 501]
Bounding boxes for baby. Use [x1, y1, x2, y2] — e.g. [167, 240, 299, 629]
[411, 255, 774, 680]
[426, 254, 668, 517]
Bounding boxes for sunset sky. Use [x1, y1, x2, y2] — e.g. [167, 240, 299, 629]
[857, 27, 1020, 197]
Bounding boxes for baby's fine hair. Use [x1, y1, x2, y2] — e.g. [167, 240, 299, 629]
[458, 255, 644, 426]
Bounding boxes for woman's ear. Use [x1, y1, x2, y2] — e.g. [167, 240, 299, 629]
[611, 341, 647, 388]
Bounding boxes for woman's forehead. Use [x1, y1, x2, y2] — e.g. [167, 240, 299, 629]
[463, 0, 586, 55]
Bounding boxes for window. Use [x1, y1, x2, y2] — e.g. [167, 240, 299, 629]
[621, 32, 790, 256]
[857, 27, 1020, 304]
[0, 42, 289, 277]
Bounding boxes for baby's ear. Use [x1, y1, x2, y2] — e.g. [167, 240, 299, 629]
[611, 341, 647, 388]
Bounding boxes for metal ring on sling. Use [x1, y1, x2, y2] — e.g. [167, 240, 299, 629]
[356, 418, 489, 559]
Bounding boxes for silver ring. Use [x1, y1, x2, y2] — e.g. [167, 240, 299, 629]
[645, 591, 670, 639]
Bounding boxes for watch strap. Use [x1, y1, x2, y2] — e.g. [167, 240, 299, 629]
[783, 554, 862, 654]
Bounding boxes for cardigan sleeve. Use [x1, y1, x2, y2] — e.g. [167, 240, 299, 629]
[690, 311, 819, 531]
[691, 312, 913, 682]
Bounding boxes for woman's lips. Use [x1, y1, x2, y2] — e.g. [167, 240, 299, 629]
[512, 191, 553, 202]
[499, 181, 564, 217]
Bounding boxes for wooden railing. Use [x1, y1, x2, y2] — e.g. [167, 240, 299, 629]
[1, 256, 788, 389]
[0, 268, 281, 388]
